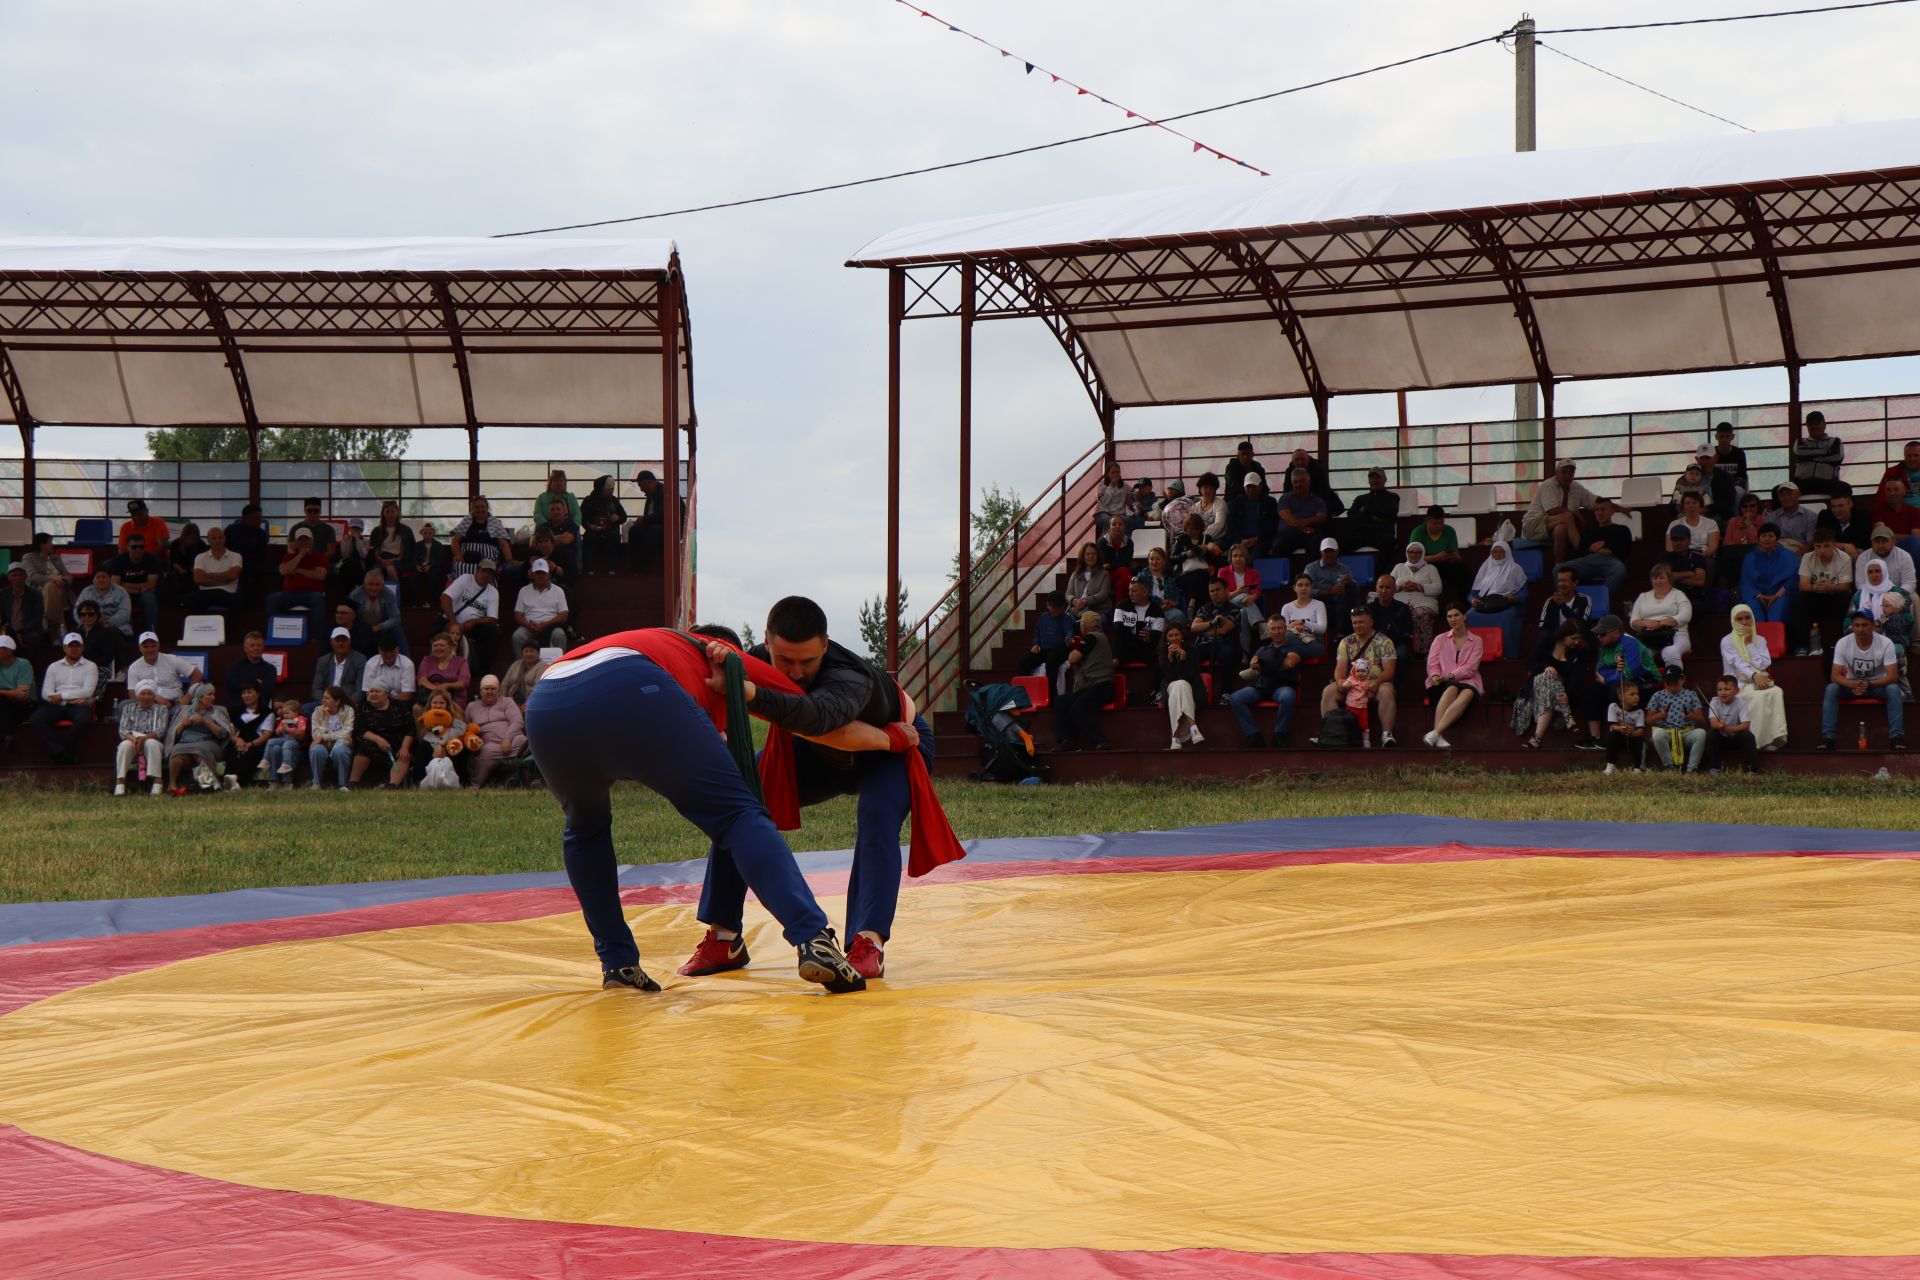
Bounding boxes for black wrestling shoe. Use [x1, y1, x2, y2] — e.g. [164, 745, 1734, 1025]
[602, 965, 662, 992]
[795, 928, 867, 993]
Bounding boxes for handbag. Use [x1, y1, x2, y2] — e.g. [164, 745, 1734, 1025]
[1475, 593, 1513, 612]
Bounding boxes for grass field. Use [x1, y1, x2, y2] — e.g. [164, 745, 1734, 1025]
[4, 768, 1918, 904]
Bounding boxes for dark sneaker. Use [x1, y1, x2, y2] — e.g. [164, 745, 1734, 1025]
[796, 928, 866, 993]
[846, 934, 885, 979]
[1241, 732, 1264, 749]
[1894, 736, 1908, 751]
[602, 965, 661, 992]
[1816, 739, 1835, 751]
[677, 928, 750, 977]
[1573, 738, 1604, 752]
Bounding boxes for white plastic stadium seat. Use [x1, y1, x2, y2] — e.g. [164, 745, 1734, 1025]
[1446, 517, 1479, 547]
[180, 615, 226, 646]
[1453, 484, 1496, 515]
[1390, 489, 1419, 512]
[0, 517, 32, 547]
[1618, 475, 1665, 508]
[1131, 527, 1166, 558]
[1621, 511, 1644, 540]
[540, 647, 565, 664]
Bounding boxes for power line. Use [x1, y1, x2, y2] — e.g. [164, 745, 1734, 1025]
[492, 31, 1505, 237]
[1536, 0, 1917, 35]
[1536, 40, 1756, 132]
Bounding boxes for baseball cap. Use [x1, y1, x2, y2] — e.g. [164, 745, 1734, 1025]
[1852, 608, 1875, 622]
[1319, 537, 1340, 552]
[347, 518, 365, 530]
[531, 558, 551, 574]
[1668, 524, 1690, 539]
[1242, 473, 1262, 488]
[126, 499, 147, 512]
[5, 563, 21, 575]
[329, 626, 352, 641]
[0, 636, 15, 651]
[1775, 480, 1800, 493]
[1367, 466, 1386, 479]
[1662, 663, 1685, 680]
[138, 630, 159, 645]
[62, 632, 82, 646]
[378, 632, 400, 650]
[1873, 524, 1897, 541]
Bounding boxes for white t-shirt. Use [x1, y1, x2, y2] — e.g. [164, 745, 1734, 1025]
[1280, 598, 1327, 638]
[1708, 695, 1749, 728]
[1834, 632, 1897, 682]
[1607, 704, 1645, 730]
[1680, 513, 1718, 553]
[513, 583, 569, 627]
[1800, 549, 1854, 589]
[192, 548, 242, 594]
[444, 574, 500, 624]
[126, 652, 199, 701]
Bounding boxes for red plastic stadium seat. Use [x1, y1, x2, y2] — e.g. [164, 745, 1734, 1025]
[1103, 672, 1128, 711]
[1755, 622, 1787, 659]
[1012, 674, 1050, 711]
[1110, 567, 1133, 599]
[1469, 627, 1504, 661]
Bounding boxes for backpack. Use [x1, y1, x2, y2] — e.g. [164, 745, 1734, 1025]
[1317, 706, 1363, 748]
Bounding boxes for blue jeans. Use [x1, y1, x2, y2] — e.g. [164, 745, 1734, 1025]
[127, 591, 160, 636]
[1557, 553, 1627, 596]
[264, 736, 302, 777]
[266, 590, 328, 621]
[1228, 685, 1296, 739]
[525, 653, 829, 970]
[307, 740, 351, 785]
[699, 715, 934, 943]
[1822, 681, 1904, 741]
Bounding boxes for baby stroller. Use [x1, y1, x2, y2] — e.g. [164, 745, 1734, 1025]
[963, 681, 1050, 784]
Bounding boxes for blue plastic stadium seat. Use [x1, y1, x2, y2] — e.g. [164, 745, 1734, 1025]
[1576, 585, 1610, 618]
[72, 517, 114, 548]
[1338, 553, 1376, 588]
[1513, 547, 1546, 582]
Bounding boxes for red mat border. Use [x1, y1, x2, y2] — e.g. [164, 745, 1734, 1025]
[4, 843, 1916, 1279]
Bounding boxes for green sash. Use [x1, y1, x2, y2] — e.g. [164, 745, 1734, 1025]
[672, 630, 763, 803]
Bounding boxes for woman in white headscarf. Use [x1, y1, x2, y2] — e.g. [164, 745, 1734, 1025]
[1466, 539, 1529, 659]
[1852, 558, 1914, 687]
[1390, 542, 1442, 652]
[1719, 603, 1787, 749]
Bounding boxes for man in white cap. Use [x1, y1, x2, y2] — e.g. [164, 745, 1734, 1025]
[512, 558, 572, 653]
[30, 633, 97, 763]
[1304, 536, 1359, 640]
[308, 625, 367, 715]
[125, 632, 202, 706]
[113, 679, 170, 795]
[0, 635, 33, 749]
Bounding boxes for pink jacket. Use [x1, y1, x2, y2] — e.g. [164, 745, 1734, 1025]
[463, 695, 527, 753]
[1425, 629, 1486, 694]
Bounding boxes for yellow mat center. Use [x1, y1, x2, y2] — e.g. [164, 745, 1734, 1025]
[4, 857, 1920, 1256]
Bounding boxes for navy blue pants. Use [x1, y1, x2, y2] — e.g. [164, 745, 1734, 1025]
[698, 714, 933, 942]
[525, 654, 829, 970]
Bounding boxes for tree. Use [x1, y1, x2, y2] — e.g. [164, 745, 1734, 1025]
[857, 585, 917, 665]
[738, 620, 760, 650]
[145, 426, 412, 462]
[948, 485, 1028, 589]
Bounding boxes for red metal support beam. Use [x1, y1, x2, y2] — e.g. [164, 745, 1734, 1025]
[0, 337, 34, 525]
[1463, 220, 1557, 470]
[431, 281, 482, 503]
[184, 279, 263, 506]
[1734, 193, 1804, 443]
[980, 261, 1108, 418]
[957, 261, 975, 674]
[885, 269, 904, 673]
[659, 274, 684, 628]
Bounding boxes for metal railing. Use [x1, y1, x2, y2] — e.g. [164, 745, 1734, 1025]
[897, 392, 1920, 711]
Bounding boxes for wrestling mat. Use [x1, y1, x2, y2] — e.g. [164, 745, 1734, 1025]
[3, 815, 1918, 1279]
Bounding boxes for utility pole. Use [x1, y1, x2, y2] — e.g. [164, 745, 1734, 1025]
[1513, 14, 1537, 433]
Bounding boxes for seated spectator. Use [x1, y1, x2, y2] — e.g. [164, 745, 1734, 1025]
[1790, 410, 1844, 497]
[1284, 448, 1345, 517]
[626, 470, 667, 569]
[228, 682, 275, 787]
[1314, 604, 1397, 746]
[1305, 538, 1356, 639]
[1092, 460, 1129, 533]
[1658, 523, 1712, 612]
[1229, 614, 1302, 749]
[20, 531, 71, 629]
[512, 559, 572, 653]
[450, 494, 514, 571]
[307, 686, 356, 789]
[1216, 544, 1264, 643]
[335, 518, 371, 591]
[507, 527, 573, 598]
[1555, 495, 1631, 598]
[113, 679, 170, 796]
[1146, 478, 1185, 531]
[1721, 604, 1788, 750]
[1168, 513, 1219, 612]
[1155, 622, 1205, 751]
[1064, 543, 1112, 620]
[1629, 563, 1693, 667]
[265, 529, 329, 621]
[1, 563, 47, 654]
[1269, 468, 1323, 559]
[290, 496, 338, 558]
[1817, 487, 1873, 559]
[119, 498, 169, 556]
[348, 566, 408, 657]
[1819, 609, 1903, 751]
[1138, 547, 1186, 628]
[1704, 675, 1760, 774]
[165, 523, 205, 606]
[1522, 620, 1597, 749]
[1717, 492, 1764, 586]
[534, 496, 584, 580]
[1050, 610, 1115, 752]
[125, 633, 203, 705]
[1602, 679, 1649, 775]
[1739, 523, 1798, 623]
[417, 632, 472, 708]
[73, 568, 131, 638]
[1123, 479, 1157, 534]
[72, 601, 124, 676]
[361, 633, 418, 705]
[466, 675, 528, 786]
[265, 695, 308, 787]
[1765, 482, 1817, 553]
[1673, 492, 1720, 557]
[104, 533, 163, 636]
[1109, 577, 1165, 665]
[1851, 559, 1914, 684]
[1369, 575, 1416, 671]
[1341, 467, 1400, 551]
[1422, 605, 1484, 750]
[164, 682, 232, 794]
[1389, 542, 1442, 652]
[30, 633, 96, 763]
[1538, 567, 1593, 640]
[502, 641, 549, 707]
[413, 689, 470, 785]
[224, 630, 279, 716]
[1645, 664, 1707, 773]
[351, 685, 417, 787]
[186, 524, 245, 615]
[1465, 538, 1526, 659]
[224, 503, 273, 598]
[1221, 442, 1265, 499]
[1191, 472, 1230, 548]
[1277, 574, 1328, 660]
[1712, 421, 1750, 497]
[365, 501, 415, 592]
[308, 625, 367, 715]
[1875, 440, 1920, 514]
[1412, 504, 1471, 604]
[1858, 524, 1917, 592]
[0, 635, 32, 748]
[580, 475, 628, 575]
[1670, 461, 1708, 509]
[409, 521, 453, 606]
[1189, 578, 1243, 694]
[440, 561, 504, 676]
[1794, 527, 1854, 654]
[1594, 614, 1659, 699]
[1692, 445, 1738, 521]
[1871, 475, 1920, 561]
[1522, 460, 1594, 562]
[1096, 515, 1134, 572]
[1027, 591, 1073, 691]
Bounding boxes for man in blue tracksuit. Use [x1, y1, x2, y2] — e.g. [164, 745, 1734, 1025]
[679, 596, 934, 982]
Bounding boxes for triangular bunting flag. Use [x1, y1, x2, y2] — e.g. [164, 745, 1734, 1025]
[1024, 62, 1034, 73]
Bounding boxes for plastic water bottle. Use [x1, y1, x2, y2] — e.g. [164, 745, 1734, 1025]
[136, 755, 147, 782]
[1859, 720, 1870, 752]
[1810, 622, 1823, 655]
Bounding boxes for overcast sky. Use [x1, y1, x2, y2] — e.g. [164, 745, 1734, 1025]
[5, 0, 1919, 639]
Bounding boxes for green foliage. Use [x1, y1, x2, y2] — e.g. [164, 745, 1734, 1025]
[145, 427, 412, 463]
[857, 584, 917, 665]
[949, 484, 1028, 588]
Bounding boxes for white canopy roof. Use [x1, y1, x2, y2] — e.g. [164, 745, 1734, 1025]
[0, 236, 692, 430]
[849, 119, 1920, 408]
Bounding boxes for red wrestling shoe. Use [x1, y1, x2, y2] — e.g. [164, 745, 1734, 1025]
[677, 928, 749, 977]
[846, 934, 885, 980]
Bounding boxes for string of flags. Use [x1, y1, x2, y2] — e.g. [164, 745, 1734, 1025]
[892, 0, 1270, 176]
